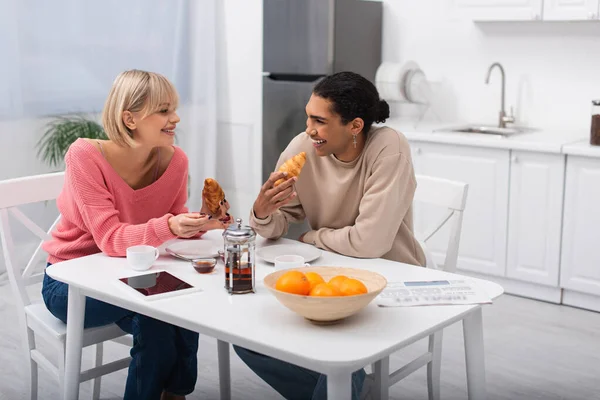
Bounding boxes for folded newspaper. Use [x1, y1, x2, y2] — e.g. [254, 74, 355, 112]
[376, 279, 492, 307]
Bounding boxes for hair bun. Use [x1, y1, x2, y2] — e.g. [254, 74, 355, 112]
[375, 99, 390, 123]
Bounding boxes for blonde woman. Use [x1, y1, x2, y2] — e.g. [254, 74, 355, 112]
[42, 70, 226, 400]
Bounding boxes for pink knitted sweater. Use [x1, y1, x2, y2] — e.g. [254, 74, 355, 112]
[43, 139, 192, 264]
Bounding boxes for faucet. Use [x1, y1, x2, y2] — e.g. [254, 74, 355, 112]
[485, 62, 515, 128]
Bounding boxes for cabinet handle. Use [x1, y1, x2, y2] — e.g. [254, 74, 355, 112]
[532, 13, 541, 20]
[588, 12, 597, 19]
[511, 155, 518, 163]
[415, 147, 422, 155]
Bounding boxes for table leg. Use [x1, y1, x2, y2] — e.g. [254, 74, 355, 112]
[63, 286, 85, 400]
[463, 307, 486, 400]
[327, 370, 352, 400]
[373, 356, 390, 400]
[217, 340, 231, 400]
[427, 330, 443, 400]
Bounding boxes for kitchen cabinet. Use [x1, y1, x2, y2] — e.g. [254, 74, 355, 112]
[411, 142, 510, 277]
[403, 128, 598, 311]
[506, 151, 564, 286]
[560, 155, 600, 297]
[543, 0, 599, 21]
[453, 0, 543, 21]
[454, 0, 600, 21]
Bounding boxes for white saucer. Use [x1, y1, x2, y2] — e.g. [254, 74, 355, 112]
[165, 241, 220, 261]
[256, 244, 322, 264]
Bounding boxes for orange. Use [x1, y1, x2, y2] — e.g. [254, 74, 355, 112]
[328, 275, 349, 292]
[339, 278, 368, 296]
[275, 270, 310, 295]
[309, 283, 342, 297]
[305, 272, 325, 291]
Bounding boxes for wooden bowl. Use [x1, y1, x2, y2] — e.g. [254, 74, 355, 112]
[263, 266, 387, 324]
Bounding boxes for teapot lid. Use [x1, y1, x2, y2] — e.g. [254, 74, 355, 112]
[223, 218, 256, 242]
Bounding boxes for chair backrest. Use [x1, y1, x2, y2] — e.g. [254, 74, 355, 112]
[413, 174, 468, 273]
[0, 172, 64, 309]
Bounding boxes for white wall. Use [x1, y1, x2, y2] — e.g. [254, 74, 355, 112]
[0, 117, 58, 181]
[215, 0, 263, 220]
[383, 0, 600, 137]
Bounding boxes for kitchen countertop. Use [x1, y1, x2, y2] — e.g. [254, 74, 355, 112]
[385, 119, 587, 154]
[562, 140, 600, 159]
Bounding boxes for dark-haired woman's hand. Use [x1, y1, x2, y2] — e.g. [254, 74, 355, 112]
[253, 172, 297, 219]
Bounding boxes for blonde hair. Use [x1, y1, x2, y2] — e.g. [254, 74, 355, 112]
[102, 70, 179, 147]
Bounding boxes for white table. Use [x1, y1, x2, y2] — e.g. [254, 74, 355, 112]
[47, 232, 503, 400]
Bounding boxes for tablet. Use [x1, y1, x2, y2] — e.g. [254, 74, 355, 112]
[116, 270, 201, 301]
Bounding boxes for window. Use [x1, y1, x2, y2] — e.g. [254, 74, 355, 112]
[0, 0, 193, 119]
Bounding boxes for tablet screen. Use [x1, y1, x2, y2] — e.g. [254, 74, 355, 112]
[119, 271, 193, 297]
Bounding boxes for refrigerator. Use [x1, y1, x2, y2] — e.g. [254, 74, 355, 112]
[262, 0, 382, 238]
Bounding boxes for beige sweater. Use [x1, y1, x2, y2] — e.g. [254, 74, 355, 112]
[251, 126, 425, 266]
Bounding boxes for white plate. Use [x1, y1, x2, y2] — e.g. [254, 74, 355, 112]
[165, 241, 219, 261]
[256, 244, 322, 264]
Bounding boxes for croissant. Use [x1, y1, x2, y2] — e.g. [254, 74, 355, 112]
[274, 152, 306, 186]
[202, 178, 225, 215]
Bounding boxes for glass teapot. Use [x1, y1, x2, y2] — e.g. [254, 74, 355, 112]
[222, 218, 256, 294]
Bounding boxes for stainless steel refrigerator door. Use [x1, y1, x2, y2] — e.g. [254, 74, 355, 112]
[262, 76, 320, 181]
[263, 0, 333, 74]
[262, 75, 317, 239]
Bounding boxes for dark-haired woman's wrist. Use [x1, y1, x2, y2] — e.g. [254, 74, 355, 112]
[301, 230, 317, 245]
[252, 208, 265, 220]
[252, 207, 272, 222]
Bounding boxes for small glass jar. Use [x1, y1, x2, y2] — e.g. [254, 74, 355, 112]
[223, 218, 256, 294]
[590, 100, 600, 146]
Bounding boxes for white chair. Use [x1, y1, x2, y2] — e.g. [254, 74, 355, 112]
[0, 172, 132, 400]
[368, 174, 469, 400]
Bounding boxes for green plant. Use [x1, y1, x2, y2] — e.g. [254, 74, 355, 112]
[36, 115, 107, 168]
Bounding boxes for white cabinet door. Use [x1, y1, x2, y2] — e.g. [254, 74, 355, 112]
[411, 142, 510, 276]
[543, 0, 599, 20]
[507, 151, 564, 286]
[560, 156, 600, 296]
[453, 0, 543, 21]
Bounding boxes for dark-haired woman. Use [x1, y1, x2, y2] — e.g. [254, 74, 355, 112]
[234, 72, 425, 399]
[253, 71, 424, 266]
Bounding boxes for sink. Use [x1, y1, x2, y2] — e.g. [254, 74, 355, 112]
[434, 125, 534, 137]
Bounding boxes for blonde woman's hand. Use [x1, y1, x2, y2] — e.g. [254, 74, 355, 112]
[201, 195, 230, 221]
[219, 210, 234, 229]
[216, 198, 231, 220]
[253, 172, 297, 220]
[168, 213, 226, 238]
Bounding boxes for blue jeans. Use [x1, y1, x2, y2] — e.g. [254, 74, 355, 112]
[42, 268, 199, 400]
[233, 346, 366, 400]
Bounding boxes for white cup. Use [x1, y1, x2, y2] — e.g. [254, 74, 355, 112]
[274, 255, 310, 271]
[127, 245, 159, 271]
